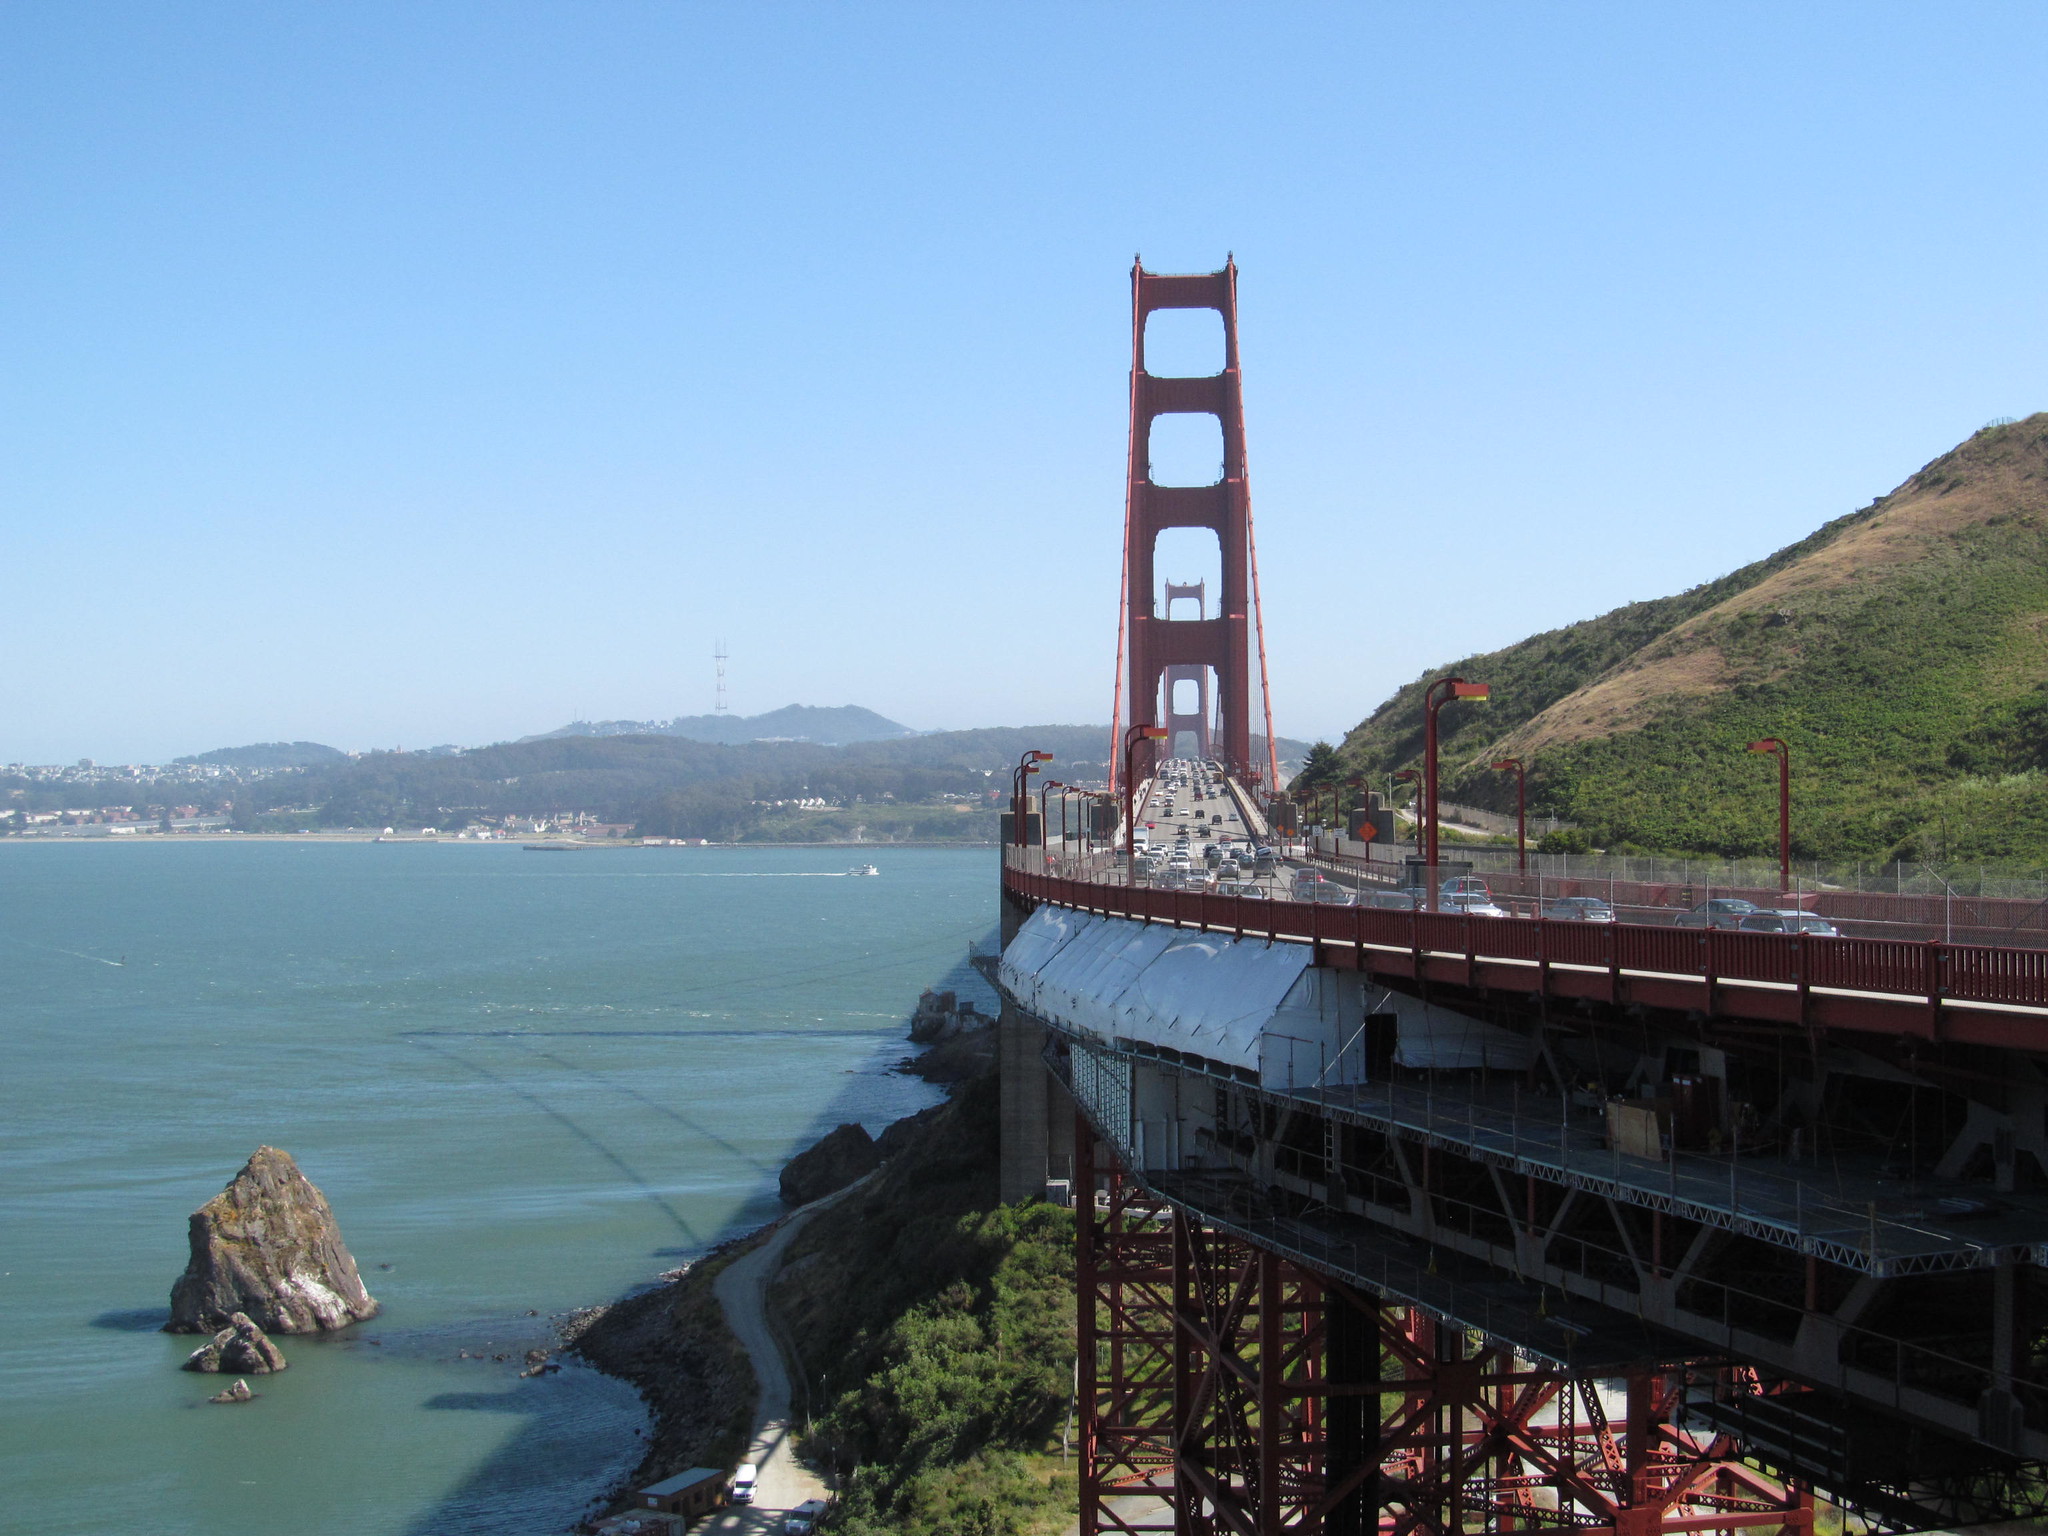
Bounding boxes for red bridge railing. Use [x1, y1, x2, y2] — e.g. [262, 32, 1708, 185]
[1001, 858, 2048, 1028]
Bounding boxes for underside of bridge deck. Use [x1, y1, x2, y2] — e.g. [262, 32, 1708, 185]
[1045, 953, 2048, 1532]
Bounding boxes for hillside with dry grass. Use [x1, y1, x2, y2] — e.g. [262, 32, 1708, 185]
[1314, 414, 2048, 862]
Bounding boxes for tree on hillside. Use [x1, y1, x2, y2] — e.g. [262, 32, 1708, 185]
[1292, 741, 1340, 792]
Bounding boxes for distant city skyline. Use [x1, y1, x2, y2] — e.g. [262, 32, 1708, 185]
[5, 3, 2045, 764]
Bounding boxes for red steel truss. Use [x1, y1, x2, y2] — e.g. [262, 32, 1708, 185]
[1077, 1118, 1814, 1536]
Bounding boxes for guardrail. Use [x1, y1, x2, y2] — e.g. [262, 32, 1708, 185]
[1001, 856, 2048, 1025]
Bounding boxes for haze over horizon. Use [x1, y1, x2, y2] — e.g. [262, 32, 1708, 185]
[6, 4, 2046, 764]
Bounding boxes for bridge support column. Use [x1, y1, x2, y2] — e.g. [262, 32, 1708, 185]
[1077, 1135, 1815, 1536]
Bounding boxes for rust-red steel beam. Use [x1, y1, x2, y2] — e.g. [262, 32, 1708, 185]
[1076, 1126, 1812, 1535]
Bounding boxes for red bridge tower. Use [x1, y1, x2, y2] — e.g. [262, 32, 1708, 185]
[1113, 258, 1277, 787]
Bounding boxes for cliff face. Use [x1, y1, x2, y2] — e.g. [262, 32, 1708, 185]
[167, 1146, 380, 1334]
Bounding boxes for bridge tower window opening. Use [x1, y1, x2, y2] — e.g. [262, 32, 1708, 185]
[1141, 306, 1226, 378]
[1146, 411, 1224, 488]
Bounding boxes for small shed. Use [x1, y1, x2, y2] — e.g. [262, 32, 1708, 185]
[640, 1468, 726, 1519]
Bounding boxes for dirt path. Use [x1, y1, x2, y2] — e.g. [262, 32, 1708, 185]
[696, 1179, 866, 1534]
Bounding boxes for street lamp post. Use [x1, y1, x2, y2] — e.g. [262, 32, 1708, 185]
[1123, 725, 1168, 881]
[1748, 738, 1791, 893]
[1423, 677, 1491, 872]
[1393, 769, 1422, 860]
[1038, 780, 1063, 866]
[1491, 757, 1527, 873]
[1012, 750, 1052, 849]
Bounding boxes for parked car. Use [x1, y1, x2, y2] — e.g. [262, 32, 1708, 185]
[1539, 896, 1615, 923]
[1675, 898, 1759, 930]
[786, 1499, 830, 1535]
[1738, 910, 1841, 936]
[731, 1465, 758, 1504]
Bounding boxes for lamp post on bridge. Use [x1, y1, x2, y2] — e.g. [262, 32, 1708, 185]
[1393, 769, 1421, 860]
[1038, 780, 1063, 868]
[1423, 677, 1490, 875]
[1748, 738, 1791, 894]
[1123, 725, 1168, 883]
[1491, 757, 1527, 874]
[1012, 751, 1052, 849]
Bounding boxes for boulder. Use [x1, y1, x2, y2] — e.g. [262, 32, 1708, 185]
[166, 1146, 380, 1335]
[208, 1379, 256, 1404]
[181, 1312, 288, 1374]
[778, 1123, 880, 1205]
[876, 1103, 945, 1161]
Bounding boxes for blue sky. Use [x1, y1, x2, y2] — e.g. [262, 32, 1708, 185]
[4, 3, 2044, 763]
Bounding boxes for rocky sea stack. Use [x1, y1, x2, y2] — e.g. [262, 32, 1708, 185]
[166, 1146, 380, 1335]
[180, 1312, 288, 1374]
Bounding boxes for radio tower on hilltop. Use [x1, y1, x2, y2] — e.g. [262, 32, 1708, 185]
[714, 640, 729, 716]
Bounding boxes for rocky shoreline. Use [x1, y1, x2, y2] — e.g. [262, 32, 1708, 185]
[562, 989, 995, 1527]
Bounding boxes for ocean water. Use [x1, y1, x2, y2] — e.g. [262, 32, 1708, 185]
[0, 840, 992, 1535]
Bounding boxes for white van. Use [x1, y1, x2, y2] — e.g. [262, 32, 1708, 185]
[731, 1464, 758, 1504]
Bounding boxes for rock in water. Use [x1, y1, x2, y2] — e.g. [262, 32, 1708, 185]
[208, 1379, 256, 1404]
[166, 1146, 379, 1334]
[778, 1122, 880, 1204]
[181, 1312, 289, 1374]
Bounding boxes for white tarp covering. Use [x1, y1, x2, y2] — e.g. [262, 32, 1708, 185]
[1041, 920, 1180, 1042]
[1265, 968, 1372, 1089]
[1384, 991, 1538, 1071]
[997, 904, 1094, 1019]
[1001, 906, 1311, 1075]
[1113, 932, 1311, 1067]
[1001, 906, 1530, 1082]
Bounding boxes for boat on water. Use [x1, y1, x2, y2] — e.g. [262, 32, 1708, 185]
[847, 863, 880, 877]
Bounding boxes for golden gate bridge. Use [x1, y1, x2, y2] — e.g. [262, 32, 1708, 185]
[991, 261, 2048, 1536]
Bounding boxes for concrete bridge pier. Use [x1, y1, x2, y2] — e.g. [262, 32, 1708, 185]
[997, 879, 1072, 1203]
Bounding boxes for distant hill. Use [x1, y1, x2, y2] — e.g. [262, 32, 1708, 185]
[175, 741, 349, 769]
[1313, 414, 2048, 863]
[235, 722, 1122, 838]
[526, 704, 919, 747]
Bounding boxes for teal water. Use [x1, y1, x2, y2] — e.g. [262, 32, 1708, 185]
[0, 841, 991, 1534]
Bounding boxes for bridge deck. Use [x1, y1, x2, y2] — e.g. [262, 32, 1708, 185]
[1005, 854, 2048, 1047]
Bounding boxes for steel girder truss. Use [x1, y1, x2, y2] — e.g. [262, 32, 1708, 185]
[1078, 1116, 1815, 1536]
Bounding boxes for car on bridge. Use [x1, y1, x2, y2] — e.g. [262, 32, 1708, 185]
[1442, 891, 1509, 918]
[1675, 898, 1759, 929]
[1738, 909, 1840, 936]
[1364, 889, 1423, 910]
[1539, 895, 1615, 923]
